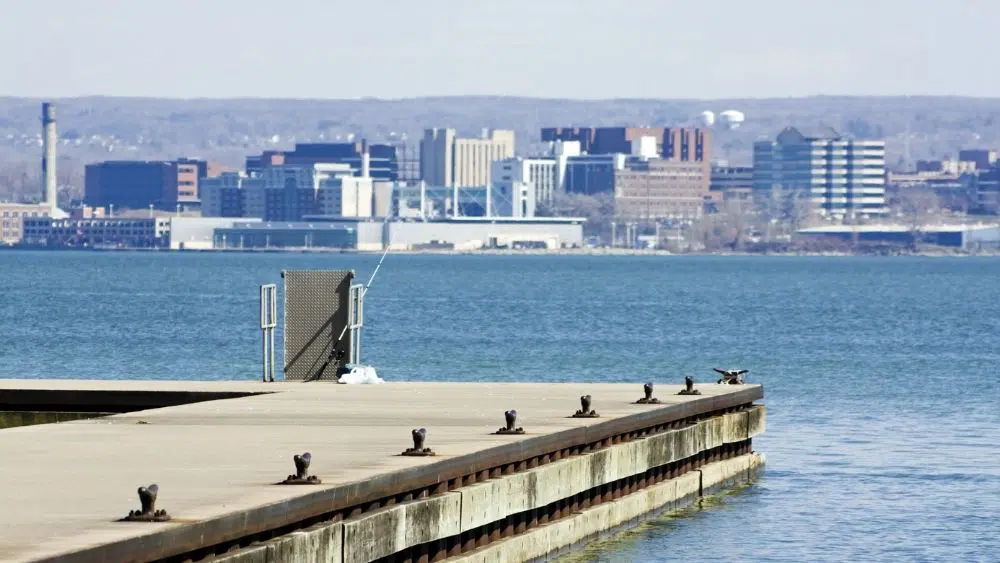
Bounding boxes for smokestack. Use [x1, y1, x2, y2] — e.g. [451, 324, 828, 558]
[41, 102, 57, 213]
[360, 139, 371, 179]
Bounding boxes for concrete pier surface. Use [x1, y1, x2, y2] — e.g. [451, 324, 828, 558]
[0, 380, 764, 563]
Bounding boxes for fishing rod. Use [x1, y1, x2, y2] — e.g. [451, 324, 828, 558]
[305, 220, 395, 382]
[333, 225, 394, 344]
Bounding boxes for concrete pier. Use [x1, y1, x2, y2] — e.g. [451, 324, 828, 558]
[0, 380, 765, 563]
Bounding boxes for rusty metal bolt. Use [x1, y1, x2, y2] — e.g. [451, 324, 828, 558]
[121, 484, 170, 522]
[496, 409, 525, 434]
[573, 395, 599, 418]
[402, 427, 435, 456]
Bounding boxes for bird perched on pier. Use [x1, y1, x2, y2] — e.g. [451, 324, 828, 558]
[713, 368, 748, 384]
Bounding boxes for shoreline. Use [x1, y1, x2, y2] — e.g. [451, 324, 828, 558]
[3, 246, 998, 257]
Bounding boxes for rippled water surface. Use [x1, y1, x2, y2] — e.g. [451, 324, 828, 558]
[3, 251, 999, 562]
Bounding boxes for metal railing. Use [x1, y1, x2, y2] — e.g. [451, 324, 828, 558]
[259, 284, 277, 382]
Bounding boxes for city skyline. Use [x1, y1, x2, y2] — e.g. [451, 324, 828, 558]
[0, 0, 994, 100]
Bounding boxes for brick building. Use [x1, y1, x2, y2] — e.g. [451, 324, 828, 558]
[613, 160, 709, 220]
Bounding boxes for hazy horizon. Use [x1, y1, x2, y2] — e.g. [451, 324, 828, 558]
[1, 0, 994, 100]
[4, 94, 1000, 103]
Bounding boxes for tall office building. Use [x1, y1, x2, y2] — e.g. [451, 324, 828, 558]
[420, 128, 515, 187]
[753, 126, 887, 217]
[85, 161, 180, 211]
[239, 163, 372, 221]
[200, 172, 249, 217]
[491, 157, 558, 205]
[85, 158, 224, 211]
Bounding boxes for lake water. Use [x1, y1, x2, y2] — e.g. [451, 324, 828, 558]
[2, 251, 999, 562]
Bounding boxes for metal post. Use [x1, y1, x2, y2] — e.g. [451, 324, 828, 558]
[269, 286, 276, 381]
[347, 284, 365, 366]
[260, 284, 278, 382]
[260, 285, 267, 382]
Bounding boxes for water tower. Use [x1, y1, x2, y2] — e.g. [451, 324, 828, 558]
[719, 110, 746, 130]
[698, 110, 716, 127]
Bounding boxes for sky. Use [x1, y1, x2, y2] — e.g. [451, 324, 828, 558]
[0, 0, 995, 100]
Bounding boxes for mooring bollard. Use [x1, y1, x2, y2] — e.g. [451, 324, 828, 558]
[402, 427, 435, 456]
[120, 484, 170, 522]
[279, 452, 322, 484]
[678, 375, 702, 395]
[635, 382, 661, 404]
[572, 395, 599, 418]
[496, 409, 525, 435]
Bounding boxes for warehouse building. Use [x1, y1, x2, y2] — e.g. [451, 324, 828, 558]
[212, 217, 585, 251]
[213, 221, 359, 250]
[169, 217, 261, 250]
[797, 223, 1000, 250]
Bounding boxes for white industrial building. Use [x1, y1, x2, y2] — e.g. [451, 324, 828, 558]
[384, 217, 582, 250]
[169, 217, 262, 250]
[214, 216, 585, 251]
[326, 217, 585, 250]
